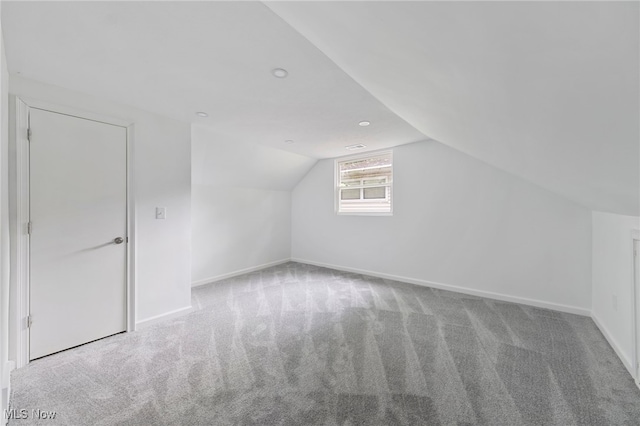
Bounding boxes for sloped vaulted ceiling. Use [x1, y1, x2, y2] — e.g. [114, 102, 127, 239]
[3, 1, 425, 191]
[267, 1, 640, 215]
[3, 2, 638, 213]
[2, 1, 424, 160]
[191, 125, 317, 191]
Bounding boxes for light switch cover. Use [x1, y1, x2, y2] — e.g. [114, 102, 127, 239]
[156, 207, 166, 220]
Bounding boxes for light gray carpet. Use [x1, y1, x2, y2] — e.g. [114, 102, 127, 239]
[9, 262, 640, 425]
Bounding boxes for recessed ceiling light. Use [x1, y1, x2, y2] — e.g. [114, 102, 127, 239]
[358, 121, 371, 127]
[272, 68, 289, 78]
[195, 112, 208, 117]
[284, 140, 295, 144]
[346, 144, 367, 150]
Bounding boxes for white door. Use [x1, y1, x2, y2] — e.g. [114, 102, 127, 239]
[635, 239, 640, 384]
[29, 108, 127, 360]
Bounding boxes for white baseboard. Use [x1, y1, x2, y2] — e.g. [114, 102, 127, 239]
[291, 258, 591, 317]
[591, 313, 635, 378]
[1, 361, 14, 425]
[1, 387, 7, 426]
[191, 258, 291, 288]
[1, 361, 13, 389]
[136, 305, 193, 329]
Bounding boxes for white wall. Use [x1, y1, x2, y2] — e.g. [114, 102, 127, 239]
[1, 2, 12, 415]
[292, 140, 593, 314]
[591, 211, 640, 375]
[190, 125, 314, 285]
[191, 185, 291, 285]
[8, 75, 192, 327]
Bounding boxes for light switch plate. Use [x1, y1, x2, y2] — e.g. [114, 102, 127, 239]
[156, 207, 166, 220]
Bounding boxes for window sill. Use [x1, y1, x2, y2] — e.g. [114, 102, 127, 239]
[337, 212, 393, 217]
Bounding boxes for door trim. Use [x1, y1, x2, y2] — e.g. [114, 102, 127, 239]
[15, 98, 29, 368]
[632, 229, 640, 387]
[15, 97, 136, 367]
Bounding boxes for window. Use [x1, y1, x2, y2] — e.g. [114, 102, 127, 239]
[336, 151, 393, 214]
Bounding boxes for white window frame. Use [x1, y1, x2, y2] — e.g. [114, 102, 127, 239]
[335, 150, 393, 216]
[340, 176, 390, 202]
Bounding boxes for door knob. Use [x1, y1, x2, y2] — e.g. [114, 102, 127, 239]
[113, 237, 124, 244]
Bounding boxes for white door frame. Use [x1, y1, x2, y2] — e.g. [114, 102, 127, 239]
[14, 97, 136, 368]
[632, 229, 640, 387]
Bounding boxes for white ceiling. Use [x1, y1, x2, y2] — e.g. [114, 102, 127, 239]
[3, 1, 638, 214]
[267, 1, 639, 215]
[2, 1, 424, 159]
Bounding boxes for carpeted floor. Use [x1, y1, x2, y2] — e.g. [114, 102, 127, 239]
[9, 262, 640, 425]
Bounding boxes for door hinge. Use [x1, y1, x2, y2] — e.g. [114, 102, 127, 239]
[26, 315, 32, 329]
[27, 221, 32, 235]
[27, 128, 32, 142]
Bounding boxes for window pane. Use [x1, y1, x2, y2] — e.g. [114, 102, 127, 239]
[342, 179, 361, 187]
[336, 151, 392, 214]
[363, 178, 386, 185]
[341, 188, 360, 200]
[363, 186, 386, 199]
[339, 155, 392, 184]
[339, 155, 391, 172]
[341, 167, 390, 182]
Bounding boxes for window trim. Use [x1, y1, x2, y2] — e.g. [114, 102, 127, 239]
[334, 149, 394, 216]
